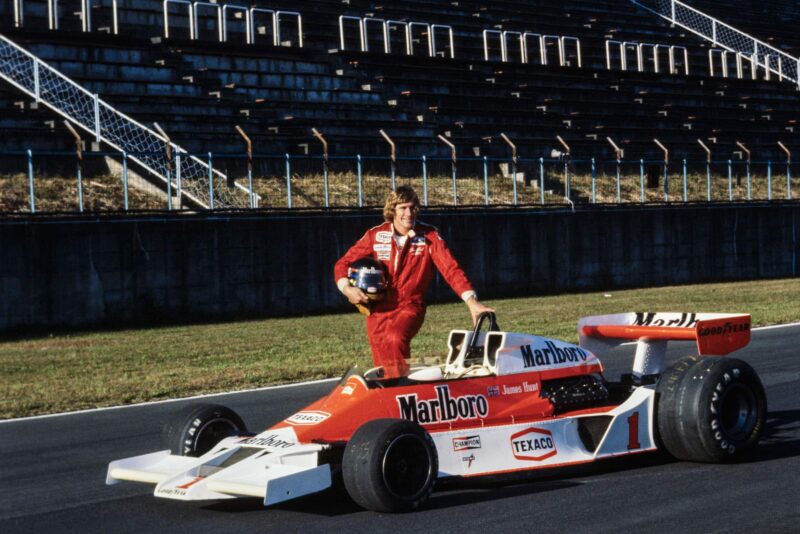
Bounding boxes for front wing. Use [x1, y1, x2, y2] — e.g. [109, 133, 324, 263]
[107, 437, 332, 506]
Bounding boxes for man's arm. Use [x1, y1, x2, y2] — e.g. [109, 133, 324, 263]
[427, 229, 494, 324]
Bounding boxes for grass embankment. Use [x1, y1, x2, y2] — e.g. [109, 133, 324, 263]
[1, 278, 799, 419]
[247, 171, 799, 207]
[0, 174, 165, 212]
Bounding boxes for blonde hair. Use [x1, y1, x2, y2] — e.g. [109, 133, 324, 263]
[383, 185, 420, 222]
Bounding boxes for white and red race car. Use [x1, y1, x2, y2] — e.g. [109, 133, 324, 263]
[107, 312, 766, 512]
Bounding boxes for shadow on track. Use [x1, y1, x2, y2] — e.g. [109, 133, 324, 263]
[756, 409, 800, 461]
[197, 412, 796, 517]
[199, 453, 668, 516]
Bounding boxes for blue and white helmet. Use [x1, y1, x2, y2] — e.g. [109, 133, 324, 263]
[348, 257, 387, 300]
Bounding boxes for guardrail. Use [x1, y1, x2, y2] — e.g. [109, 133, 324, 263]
[483, 30, 581, 67]
[0, 32, 252, 208]
[12, 0, 303, 46]
[12, 0, 121, 33]
[631, 0, 800, 86]
[339, 15, 453, 58]
[606, 40, 688, 74]
[164, 1, 302, 46]
[709, 49, 774, 80]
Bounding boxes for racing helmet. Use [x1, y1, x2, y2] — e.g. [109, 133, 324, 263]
[348, 257, 387, 301]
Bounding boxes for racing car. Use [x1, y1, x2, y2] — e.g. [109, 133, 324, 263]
[107, 312, 766, 512]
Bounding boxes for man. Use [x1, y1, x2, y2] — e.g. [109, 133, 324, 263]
[334, 185, 493, 378]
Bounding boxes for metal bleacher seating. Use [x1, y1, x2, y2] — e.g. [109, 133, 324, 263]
[1, 0, 798, 166]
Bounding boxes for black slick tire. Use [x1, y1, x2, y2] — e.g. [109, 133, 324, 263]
[656, 357, 766, 462]
[162, 403, 248, 457]
[342, 419, 438, 513]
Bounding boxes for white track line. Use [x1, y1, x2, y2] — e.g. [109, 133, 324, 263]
[4, 321, 800, 424]
[0, 377, 338, 424]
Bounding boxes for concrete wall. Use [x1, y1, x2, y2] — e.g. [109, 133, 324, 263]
[1, 204, 798, 332]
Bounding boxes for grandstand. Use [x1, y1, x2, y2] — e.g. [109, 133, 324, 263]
[1, 0, 799, 208]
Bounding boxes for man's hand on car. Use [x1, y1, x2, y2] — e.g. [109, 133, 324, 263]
[467, 297, 495, 325]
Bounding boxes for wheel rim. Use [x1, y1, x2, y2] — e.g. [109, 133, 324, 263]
[194, 417, 239, 455]
[719, 384, 758, 442]
[382, 433, 433, 500]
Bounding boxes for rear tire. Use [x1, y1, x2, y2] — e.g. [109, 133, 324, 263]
[342, 419, 438, 512]
[162, 403, 247, 457]
[656, 357, 766, 462]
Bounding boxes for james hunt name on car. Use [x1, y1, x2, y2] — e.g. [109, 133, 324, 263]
[502, 382, 539, 395]
[397, 385, 489, 424]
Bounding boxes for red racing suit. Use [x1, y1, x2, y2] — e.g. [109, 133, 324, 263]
[334, 221, 474, 377]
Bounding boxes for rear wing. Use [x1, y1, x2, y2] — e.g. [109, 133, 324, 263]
[578, 312, 751, 356]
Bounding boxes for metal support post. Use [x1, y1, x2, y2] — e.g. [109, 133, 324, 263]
[767, 160, 772, 200]
[236, 125, 255, 208]
[500, 133, 518, 206]
[175, 152, 182, 208]
[727, 159, 733, 201]
[591, 157, 596, 204]
[48, 0, 56, 30]
[153, 123, 173, 210]
[93, 94, 100, 143]
[483, 156, 489, 206]
[698, 139, 712, 201]
[64, 121, 84, 213]
[778, 141, 791, 199]
[556, 135, 571, 203]
[607, 137, 623, 203]
[736, 141, 751, 200]
[285, 153, 292, 208]
[539, 157, 545, 205]
[312, 128, 329, 208]
[112, 0, 119, 34]
[639, 158, 645, 203]
[422, 155, 428, 206]
[682, 159, 687, 202]
[356, 155, 363, 207]
[379, 130, 396, 191]
[14, 0, 23, 27]
[33, 61, 40, 102]
[122, 151, 129, 210]
[82, 0, 92, 32]
[207, 152, 215, 209]
[654, 139, 669, 202]
[27, 149, 35, 213]
[438, 134, 457, 206]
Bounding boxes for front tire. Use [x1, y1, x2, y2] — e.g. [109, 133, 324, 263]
[162, 403, 248, 457]
[656, 357, 766, 462]
[342, 419, 438, 512]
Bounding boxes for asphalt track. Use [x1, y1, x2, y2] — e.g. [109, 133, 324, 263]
[1, 325, 799, 533]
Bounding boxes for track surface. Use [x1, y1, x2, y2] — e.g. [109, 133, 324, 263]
[2, 326, 799, 533]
